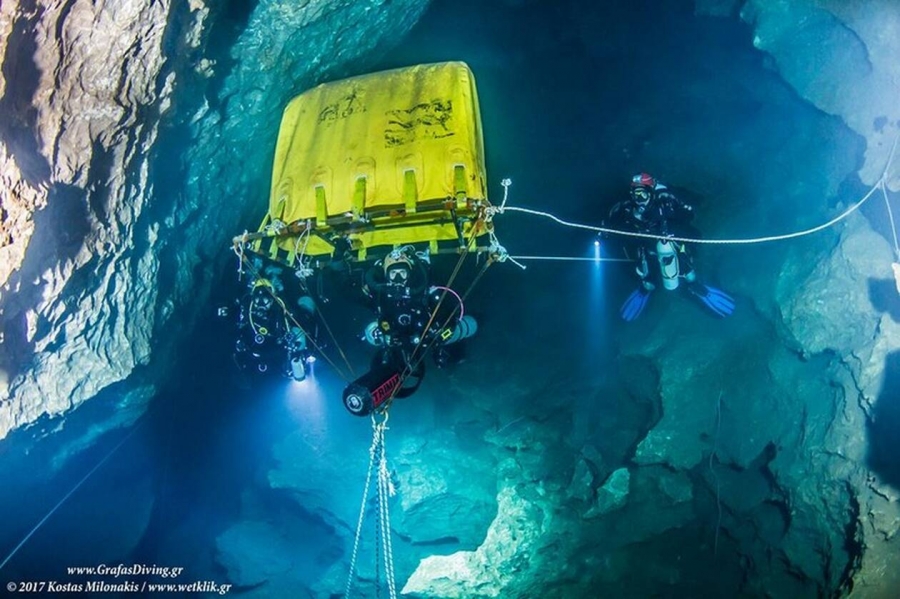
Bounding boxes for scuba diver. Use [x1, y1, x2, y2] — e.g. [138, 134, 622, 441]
[227, 259, 318, 382]
[602, 172, 735, 321]
[341, 246, 477, 416]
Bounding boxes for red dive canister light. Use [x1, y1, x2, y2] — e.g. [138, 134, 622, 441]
[342, 361, 404, 416]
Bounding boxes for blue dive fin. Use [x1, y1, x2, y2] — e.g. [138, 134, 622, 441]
[620, 287, 651, 322]
[692, 285, 735, 317]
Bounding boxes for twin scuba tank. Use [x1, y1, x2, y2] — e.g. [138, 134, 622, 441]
[655, 238, 695, 290]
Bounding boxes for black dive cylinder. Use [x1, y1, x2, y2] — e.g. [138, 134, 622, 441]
[342, 360, 405, 416]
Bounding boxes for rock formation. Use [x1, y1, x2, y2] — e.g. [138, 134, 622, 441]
[2, 0, 900, 596]
[0, 0, 429, 443]
[698, 0, 900, 189]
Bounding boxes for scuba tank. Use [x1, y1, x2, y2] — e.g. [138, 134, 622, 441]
[656, 239, 681, 290]
[440, 315, 478, 344]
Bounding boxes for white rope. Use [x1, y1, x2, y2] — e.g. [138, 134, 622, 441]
[881, 181, 900, 260]
[494, 130, 900, 248]
[485, 227, 525, 270]
[500, 184, 879, 245]
[0, 422, 145, 572]
[293, 223, 315, 279]
[509, 255, 633, 262]
[264, 218, 287, 235]
[376, 422, 398, 599]
[293, 222, 311, 263]
[344, 413, 397, 598]
[499, 178, 512, 211]
[344, 416, 380, 598]
[233, 233, 248, 281]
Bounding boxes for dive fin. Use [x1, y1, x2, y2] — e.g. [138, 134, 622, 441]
[691, 285, 735, 317]
[620, 287, 652, 322]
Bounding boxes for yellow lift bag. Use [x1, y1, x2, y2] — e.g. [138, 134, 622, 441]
[255, 61, 491, 263]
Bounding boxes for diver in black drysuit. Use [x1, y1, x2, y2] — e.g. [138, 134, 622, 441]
[603, 172, 697, 291]
[362, 248, 457, 367]
[229, 259, 317, 381]
[602, 172, 735, 320]
[341, 246, 480, 416]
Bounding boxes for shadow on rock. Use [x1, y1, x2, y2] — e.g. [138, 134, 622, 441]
[868, 277, 900, 323]
[867, 350, 900, 491]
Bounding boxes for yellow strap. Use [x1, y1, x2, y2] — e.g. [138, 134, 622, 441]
[287, 239, 298, 266]
[353, 177, 366, 220]
[315, 185, 328, 223]
[403, 170, 418, 214]
[268, 235, 280, 260]
[252, 214, 270, 252]
[453, 165, 467, 208]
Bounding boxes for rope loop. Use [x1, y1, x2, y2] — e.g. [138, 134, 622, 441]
[499, 177, 512, 211]
[265, 218, 287, 235]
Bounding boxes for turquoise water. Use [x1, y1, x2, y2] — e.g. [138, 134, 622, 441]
[1, 0, 889, 597]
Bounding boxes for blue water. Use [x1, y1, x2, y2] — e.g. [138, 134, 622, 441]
[0, 0, 880, 596]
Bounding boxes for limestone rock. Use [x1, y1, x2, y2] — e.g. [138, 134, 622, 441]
[585, 467, 630, 518]
[393, 434, 497, 548]
[401, 485, 546, 598]
[740, 0, 900, 189]
[782, 214, 892, 357]
[566, 457, 596, 505]
[0, 145, 46, 292]
[0, 0, 431, 445]
[0, 0, 174, 442]
[216, 520, 295, 587]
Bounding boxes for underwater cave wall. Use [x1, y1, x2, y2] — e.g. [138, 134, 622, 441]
[0, 0, 430, 442]
[686, 2, 900, 595]
[698, 0, 900, 189]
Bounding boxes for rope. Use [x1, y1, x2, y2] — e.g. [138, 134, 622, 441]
[494, 133, 900, 248]
[232, 235, 247, 282]
[509, 255, 632, 262]
[405, 257, 494, 380]
[400, 230, 478, 386]
[881, 181, 900, 260]
[344, 415, 381, 598]
[344, 412, 396, 599]
[0, 419, 145, 572]
[377, 213, 490, 413]
[393, 219, 498, 389]
[315, 305, 356, 380]
[498, 186, 879, 245]
[376, 420, 397, 599]
[499, 178, 512, 211]
[292, 223, 312, 267]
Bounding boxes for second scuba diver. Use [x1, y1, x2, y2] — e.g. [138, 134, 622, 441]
[602, 172, 735, 321]
[341, 246, 478, 416]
